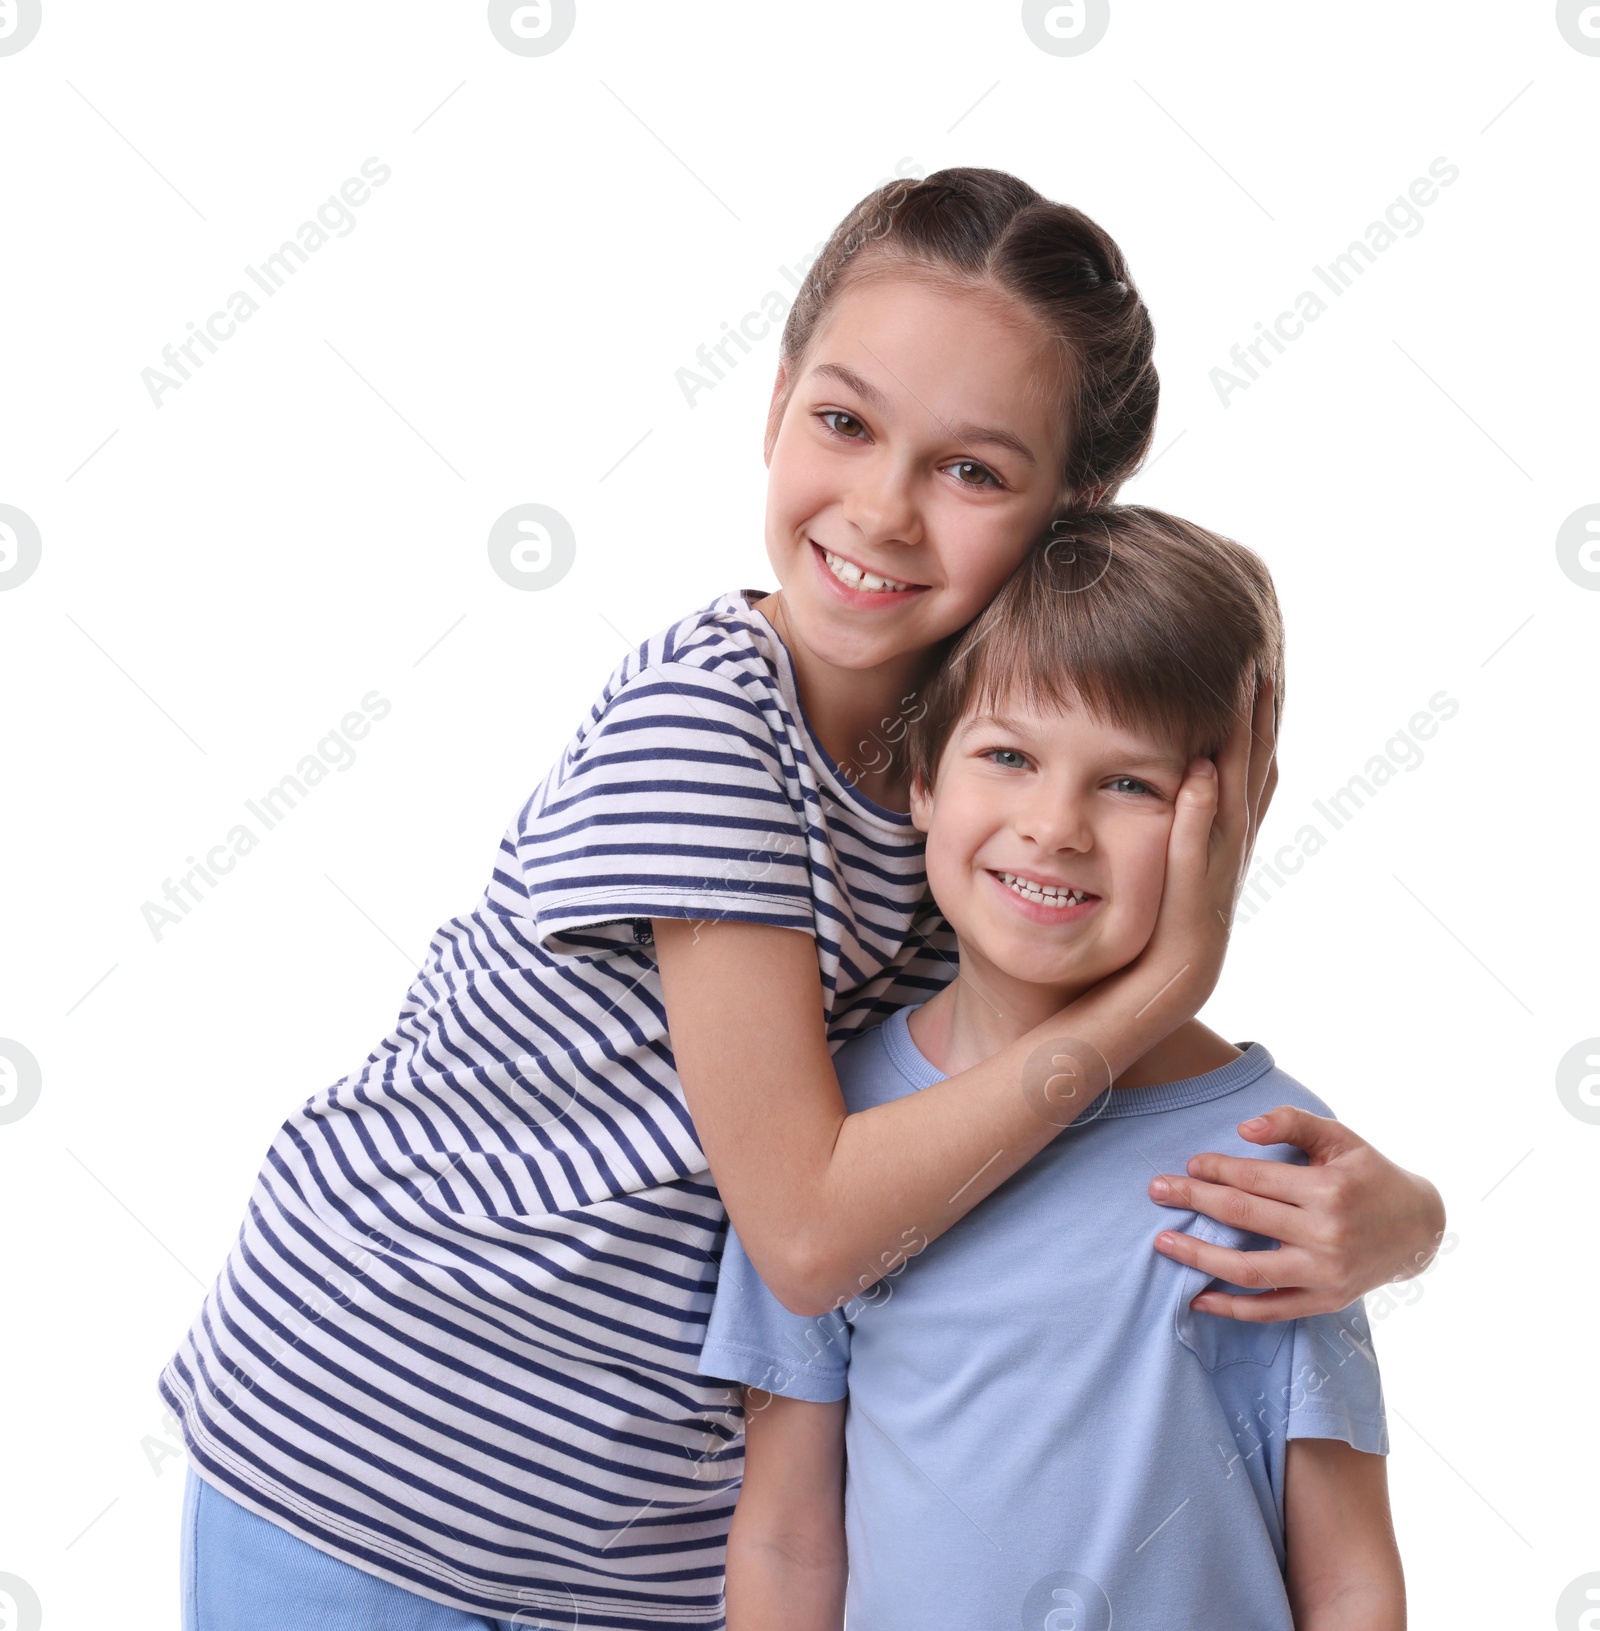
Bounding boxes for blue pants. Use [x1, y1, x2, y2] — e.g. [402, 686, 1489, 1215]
[181, 1467, 533, 1630]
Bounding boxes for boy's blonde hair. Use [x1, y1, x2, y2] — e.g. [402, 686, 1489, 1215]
[906, 506, 1284, 788]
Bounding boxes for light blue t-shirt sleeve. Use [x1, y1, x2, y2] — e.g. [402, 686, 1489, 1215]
[696, 1223, 851, 1404]
[1285, 1296, 1389, 1454]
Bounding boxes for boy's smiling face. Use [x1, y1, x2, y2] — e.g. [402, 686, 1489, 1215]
[910, 693, 1192, 1001]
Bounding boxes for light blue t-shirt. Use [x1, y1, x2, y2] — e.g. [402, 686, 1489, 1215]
[697, 1007, 1388, 1631]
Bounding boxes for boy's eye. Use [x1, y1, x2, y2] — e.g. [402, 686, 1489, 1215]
[946, 459, 1002, 489]
[986, 748, 1028, 770]
[818, 410, 869, 440]
[1107, 776, 1157, 796]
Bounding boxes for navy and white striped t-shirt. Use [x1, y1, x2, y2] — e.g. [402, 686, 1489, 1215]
[158, 589, 956, 1629]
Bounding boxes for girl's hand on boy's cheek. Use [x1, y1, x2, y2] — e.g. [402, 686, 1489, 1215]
[1218, 666, 1280, 902]
[1147, 1105, 1447, 1321]
[1117, 672, 1280, 1026]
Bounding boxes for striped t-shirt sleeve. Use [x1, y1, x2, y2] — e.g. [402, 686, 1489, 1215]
[512, 658, 815, 958]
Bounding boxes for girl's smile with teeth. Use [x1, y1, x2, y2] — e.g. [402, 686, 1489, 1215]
[816, 541, 923, 595]
[754, 274, 1075, 754]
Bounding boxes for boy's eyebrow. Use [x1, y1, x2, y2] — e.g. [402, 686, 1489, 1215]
[807, 362, 1039, 466]
[963, 713, 1188, 768]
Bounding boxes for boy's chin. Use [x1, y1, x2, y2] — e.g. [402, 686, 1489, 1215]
[979, 936, 1149, 996]
[982, 948, 1112, 995]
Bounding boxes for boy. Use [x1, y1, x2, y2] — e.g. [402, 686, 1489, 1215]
[696, 508, 1405, 1629]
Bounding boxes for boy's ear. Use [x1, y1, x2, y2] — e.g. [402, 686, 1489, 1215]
[763, 361, 791, 466]
[908, 771, 934, 834]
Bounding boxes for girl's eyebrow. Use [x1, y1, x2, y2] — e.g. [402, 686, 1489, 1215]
[807, 361, 1038, 466]
[810, 361, 890, 411]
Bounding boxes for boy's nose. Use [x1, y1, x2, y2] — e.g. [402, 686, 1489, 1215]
[1017, 793, 1094, 853]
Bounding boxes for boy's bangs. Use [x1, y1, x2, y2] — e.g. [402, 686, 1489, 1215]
[909, 505, 1283, 789]
[957, 616, 1237, 765]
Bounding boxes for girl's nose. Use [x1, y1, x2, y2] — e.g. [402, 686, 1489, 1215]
[841, 457, 921, 550]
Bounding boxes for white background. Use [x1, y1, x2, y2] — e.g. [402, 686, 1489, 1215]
[1, 2, 1596, 1626]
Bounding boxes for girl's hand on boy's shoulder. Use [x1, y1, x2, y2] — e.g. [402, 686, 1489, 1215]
[1146, 1105, 1447, 1321]
[1123, 672, 1450, 1326]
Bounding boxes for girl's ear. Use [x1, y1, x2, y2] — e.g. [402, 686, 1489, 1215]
[763, 361, 791, 466]
[908, 771, 934, 834]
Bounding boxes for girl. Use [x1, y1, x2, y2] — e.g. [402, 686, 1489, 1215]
[164, 169, 1443, 1631]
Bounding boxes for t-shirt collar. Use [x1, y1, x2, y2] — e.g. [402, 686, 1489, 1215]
[881, 1002, 1278, 1120]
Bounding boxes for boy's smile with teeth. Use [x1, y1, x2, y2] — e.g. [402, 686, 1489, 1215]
[993, 870, 1094, 908]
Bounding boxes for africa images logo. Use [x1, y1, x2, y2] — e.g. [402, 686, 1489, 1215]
[0, 0, 42, 54]
[0, 505, 42, 590]
[1021, 0, 1109, 56]
[487, 0, 576, 55]
[0, 1575, 42, 1631]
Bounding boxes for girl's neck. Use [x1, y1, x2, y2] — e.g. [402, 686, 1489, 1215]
[749, 589, 933, 814]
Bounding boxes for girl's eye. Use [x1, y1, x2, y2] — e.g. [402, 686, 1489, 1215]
[986, 748, 1029, 770]
[947, 459, 1002, 489]
[818, 410, 869, 441]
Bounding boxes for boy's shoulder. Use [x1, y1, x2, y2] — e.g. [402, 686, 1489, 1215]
[1148, 1052, 1337, 1270]
[1138, 1050, 1335, 1167]
[831, 1009, 937, 1112]
[1265, 1060, 1333, 1116]
[1234, 1055, 1335, 1139]
[1224, 1052, 1334, 1121]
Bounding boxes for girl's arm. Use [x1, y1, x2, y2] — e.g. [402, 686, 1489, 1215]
[660, 679, 1445, 1317]
[660, 687, 1264, 1316]
[1284, 1438, 1405, 1629]
[724, 1390, 847, 1631]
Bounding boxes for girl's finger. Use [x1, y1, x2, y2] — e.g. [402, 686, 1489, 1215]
[1189, 1285, 1331, 1323]
[1165, 758, 1219, 885]
[1244, 669, 1280, 848]
[1147, 1175, 1301, 1245]
[1210, 694, 1255, 866]
[1232, 1104, 1364, 1164]
[1150, 1229, 1310, 1295]
[1151, 1152, 1319, 1209]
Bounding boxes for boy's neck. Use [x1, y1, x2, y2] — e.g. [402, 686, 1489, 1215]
[907, 956, 1241, 1090]
[748, 590, 933, 813]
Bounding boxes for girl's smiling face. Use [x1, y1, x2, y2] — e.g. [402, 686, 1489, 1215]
[910, 694, 1190, 1000]
[760, 271, 1074, 675]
